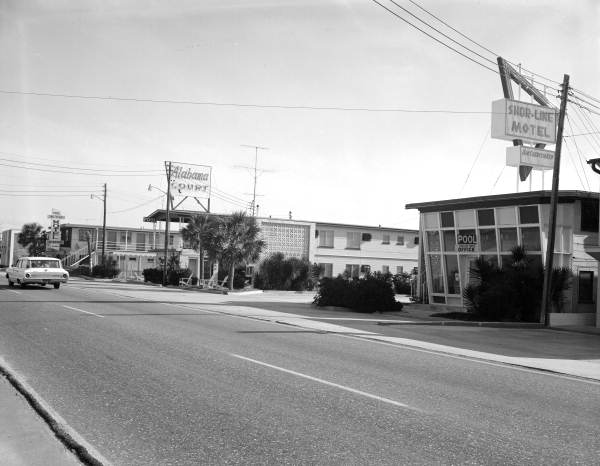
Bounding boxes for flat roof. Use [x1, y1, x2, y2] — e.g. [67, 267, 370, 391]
[405, 190, 600, 213]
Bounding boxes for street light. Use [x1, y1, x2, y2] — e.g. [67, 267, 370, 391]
[149, 172, 174, 286]
[90, 183, 107, 266]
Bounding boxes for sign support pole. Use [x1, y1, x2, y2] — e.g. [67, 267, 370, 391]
[540, 74, 570, 326]
[101, 183, 107, 266]
[163, 162, 172, 286]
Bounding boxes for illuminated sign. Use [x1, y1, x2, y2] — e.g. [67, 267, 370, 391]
[457, 230, 477, 253]
[167, 162, 211, 198]
[491, 99, 557, 144]
[506, 146, 554, 171]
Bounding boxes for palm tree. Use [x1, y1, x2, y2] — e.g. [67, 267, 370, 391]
[216, 211, 265, 290]
[17, 222, 46, 256]
[181, 214, 220, 283]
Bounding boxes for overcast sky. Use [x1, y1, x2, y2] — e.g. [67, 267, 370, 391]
[1, 0, 599, 232]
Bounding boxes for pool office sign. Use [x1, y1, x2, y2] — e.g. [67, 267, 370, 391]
[456, 230, 477, 253]
[166, 162, 211, 198]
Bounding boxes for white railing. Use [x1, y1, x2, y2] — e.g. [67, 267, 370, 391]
[63, 246, 93, 268]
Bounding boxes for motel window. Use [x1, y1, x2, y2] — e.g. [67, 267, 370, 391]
[78, 229, 95, 242]
[443, 231, 456, 252]
[382, 265, 389, 274]
[519, 205, 539, 224]
[396, 266, 403, 274]
[360, 265, 371, 275]
[107, 231, 117, 249]
[318, 230, 334, 248]
[580, 199, 599, 232]
[319, 263, 333, 278]
[397, 235, 405, 245]
[482, 255, 499, 268]
[477, 209, 495, 226]
[428, 255, 444, 293]
[521, 227, 541, 251]
[346, 232, 361, 249]
[499, 228, 518, 252]
[445, 254, 460, 295]
[136, 232, 147, 251]
[578, 271, 594, 303]
[120, 231, 131, 245]
[169, 234, 174, 246]
[345, 264, 359, 278]
[480, 229, 497, 252]
[382, 234, 390, 244]
[426, 231, 440, 252]
[440, 211, 455, 228]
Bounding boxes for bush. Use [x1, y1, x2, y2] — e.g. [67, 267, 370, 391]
[314, 273, 403, 313]
[392, 272, 412, 294]
[255, 253, 316, 291]
[168, 268, 193, 286]
[463, 247, 571, 322]
[69, 265, 91, 277]
[143, 268, 163, 284]
[91, 263, 120, 278]
[218, 265, 247, 289]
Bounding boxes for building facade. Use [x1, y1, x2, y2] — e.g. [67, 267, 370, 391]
[314, 222, 418, 279]
[406, 190, 600, 327]
[0, 229, 27, 267]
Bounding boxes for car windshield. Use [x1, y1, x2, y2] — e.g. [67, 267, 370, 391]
[28, 260, 60, 268]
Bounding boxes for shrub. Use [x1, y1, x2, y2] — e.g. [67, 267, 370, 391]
[91, 263, 120, 278]
[218, 265, 247, 289]
[168, 268, 193, 286]
[255, 253, 315, 291]
[69, 265, 91, 277]
[143, 268, 163, 284]
[463, 247, 571, 322]
[392, 272, 412, 294]
[314, 274, 403, 313]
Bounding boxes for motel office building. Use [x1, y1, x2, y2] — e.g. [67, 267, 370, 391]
[407, 190, 600, 328]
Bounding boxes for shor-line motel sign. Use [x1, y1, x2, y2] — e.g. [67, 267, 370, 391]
[491, 98, 558, 145]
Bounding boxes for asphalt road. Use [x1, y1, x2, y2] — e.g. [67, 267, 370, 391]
[0, 279, 599, 465]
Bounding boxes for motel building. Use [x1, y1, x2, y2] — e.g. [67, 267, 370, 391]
[406, 190, 600, 328]
[16, 212, 417, 283]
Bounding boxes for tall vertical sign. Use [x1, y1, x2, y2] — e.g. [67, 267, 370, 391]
[46, 208, 65, 253]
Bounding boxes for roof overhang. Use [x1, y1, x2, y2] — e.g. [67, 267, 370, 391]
[405, 190, 600, 213]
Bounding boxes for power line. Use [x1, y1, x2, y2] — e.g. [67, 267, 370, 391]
[565, 114, 591, 190]
[370, 0, 499, 74]
[0, 89, 492, 114]
[387, 0, 497, 67]
[0, 161, 164, 177]
[0, 155, 162, 174]
[459, 128, 489, 195]
[108, 195, 164, 214]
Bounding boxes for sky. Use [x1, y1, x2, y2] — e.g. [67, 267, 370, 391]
[0, 0, 599, 232]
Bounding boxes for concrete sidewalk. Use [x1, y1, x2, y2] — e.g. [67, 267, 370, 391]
[0, 375, 81, 466]
[222, 293, 600, 381]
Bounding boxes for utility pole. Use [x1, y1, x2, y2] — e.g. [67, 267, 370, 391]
[101, 183, 107, 266]
[163, 162, 173, 286]
[540, 74, 570, 326]
[240, 144, 269, 216]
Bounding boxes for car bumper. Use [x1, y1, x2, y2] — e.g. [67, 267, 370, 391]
[21, 277, 69, 285]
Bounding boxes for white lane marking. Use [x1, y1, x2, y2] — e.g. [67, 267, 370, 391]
[5, 289, 21, 294]
[230, 353, 418, 411]
[62, 305, 104, 318]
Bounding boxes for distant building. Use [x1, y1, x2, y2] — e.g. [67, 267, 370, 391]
[407, 190, 600, 328]
[0, 229, 27, 267]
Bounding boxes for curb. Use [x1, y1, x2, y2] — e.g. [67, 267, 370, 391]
[377, 321, 545, 328]
[0, 361, 109, 466]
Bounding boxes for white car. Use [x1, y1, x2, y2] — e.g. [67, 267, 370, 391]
[6, 257, 69, 289]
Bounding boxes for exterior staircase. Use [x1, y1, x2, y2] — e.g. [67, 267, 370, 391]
[62, 246, 94, 269]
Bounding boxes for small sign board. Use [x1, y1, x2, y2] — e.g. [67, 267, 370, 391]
[506, 146, 555, 171]
[457, 230, 477, 253]
[491, 99, 557, 144]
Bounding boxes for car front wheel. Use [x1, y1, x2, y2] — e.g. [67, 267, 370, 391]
[8, 278, 14, 287]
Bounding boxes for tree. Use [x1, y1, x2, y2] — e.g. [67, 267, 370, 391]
[215, 211, 265, 291]
[17, 222, 46, 256]
[181, 213, 220, 282]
